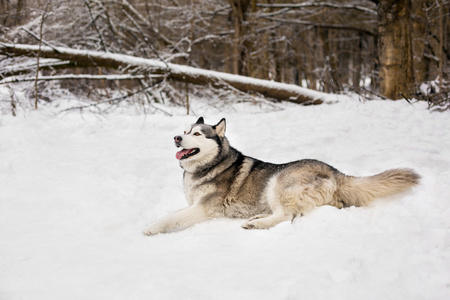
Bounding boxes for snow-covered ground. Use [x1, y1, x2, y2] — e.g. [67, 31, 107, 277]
[1, 96, 449, 300]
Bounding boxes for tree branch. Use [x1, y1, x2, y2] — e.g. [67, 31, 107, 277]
[121, 8, 169, 68]
[0, 74, 163, 84]
[0, 43, 340, 104]
[0, 60, 74, 78]
[35, 0, 52, 110]
[260, 16, 377, 37]
[59, 84, 157, 113]
[20, 27, 60, 53]
[85, 0, 108, 52]
[256, 2, 377, 16]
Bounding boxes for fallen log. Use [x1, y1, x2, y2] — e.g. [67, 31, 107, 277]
[0, 42, 335, 104]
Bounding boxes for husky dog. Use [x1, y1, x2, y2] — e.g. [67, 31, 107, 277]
[143, 117, 420, 235]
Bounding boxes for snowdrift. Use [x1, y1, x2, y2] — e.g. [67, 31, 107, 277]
[0, 98, 449, 300]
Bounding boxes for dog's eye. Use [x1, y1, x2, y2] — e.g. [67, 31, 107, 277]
[193, 132, 201, 136]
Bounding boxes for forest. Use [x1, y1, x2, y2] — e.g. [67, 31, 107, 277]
[0, 0, 449, 114]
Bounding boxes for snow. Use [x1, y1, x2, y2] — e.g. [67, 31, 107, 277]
[1, 96, 449, 300]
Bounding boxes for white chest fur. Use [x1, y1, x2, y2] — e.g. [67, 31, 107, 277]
[183, 172, 215, 206]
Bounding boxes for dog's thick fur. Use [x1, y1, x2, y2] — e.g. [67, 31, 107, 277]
[143, 117, 420, 235]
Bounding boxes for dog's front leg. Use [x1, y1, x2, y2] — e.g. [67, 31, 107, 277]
[143, 205, 208, 236]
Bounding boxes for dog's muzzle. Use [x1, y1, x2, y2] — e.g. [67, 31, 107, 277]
[174, 135, 182, 147]
[174, 135, 200, 160]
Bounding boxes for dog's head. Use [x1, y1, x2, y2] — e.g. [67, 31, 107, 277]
[174, 117, 227, 171]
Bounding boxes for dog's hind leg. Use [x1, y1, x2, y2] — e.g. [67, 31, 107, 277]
[242, 171, 337, 230]
[246, 214, 271, 222]
[241, 176, 295, 230]
[241, 209, 291, 229]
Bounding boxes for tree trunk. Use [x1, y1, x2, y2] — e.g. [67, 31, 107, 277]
[352, 33, 362, 89]
[377, 0, 415, 99]
[228, 0, 250, 75]
[411, 0, 429, 84]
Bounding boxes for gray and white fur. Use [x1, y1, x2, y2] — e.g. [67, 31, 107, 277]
[143, 117, 420, 235]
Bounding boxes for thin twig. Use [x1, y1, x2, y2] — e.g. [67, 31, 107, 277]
[121, 9, 169, 69]
[438, 0, 444, 104]
[400, 93, 412, 104]
[59, 82, 163, 113]
[0, 60, 73, 78]
[260, 16, 377, 36]
[0, 74, 163, 84]
[6, 84, 17, 117]
[20, 27, 60, 53]
[35, 0, 53, 110]
[256, 2, 377, 16]
[85, 0, 108, 52]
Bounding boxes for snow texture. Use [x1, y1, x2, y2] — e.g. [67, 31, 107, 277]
[0, 97, 449, 300]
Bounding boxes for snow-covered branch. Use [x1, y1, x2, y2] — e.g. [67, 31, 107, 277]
[260, 17, 377, 37]
[256, 2, 377, 16]
[0, 74, 162, 84]
[0, 60, 73, 77]
[0, 43, 337, 104]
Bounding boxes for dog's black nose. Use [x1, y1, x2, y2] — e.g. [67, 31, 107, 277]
[174, 136, 182, 143]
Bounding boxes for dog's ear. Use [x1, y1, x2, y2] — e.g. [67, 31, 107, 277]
[213, 118, 226, 137]
[195, 117, 204, 124]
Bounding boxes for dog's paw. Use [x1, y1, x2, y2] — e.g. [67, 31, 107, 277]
[241, 217, 276, 230]
[142, 228, 158, 236]
[241, 221, 257, 230]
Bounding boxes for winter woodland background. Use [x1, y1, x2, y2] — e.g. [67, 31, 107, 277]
[0, 0, 449, 114]
[1, 2, 450, 299]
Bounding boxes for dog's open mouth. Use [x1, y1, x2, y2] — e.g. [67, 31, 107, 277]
[176, 148, 200, 160]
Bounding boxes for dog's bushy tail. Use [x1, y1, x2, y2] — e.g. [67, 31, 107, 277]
[336, 168, 420, 207]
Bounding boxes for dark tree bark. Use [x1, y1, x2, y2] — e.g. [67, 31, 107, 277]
[228, 0, 250, 75]
[411, 0, 429, 84]
[377, 0, 415, 99]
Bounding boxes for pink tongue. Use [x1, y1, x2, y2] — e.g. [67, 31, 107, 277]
[176, 149, 192, 160]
